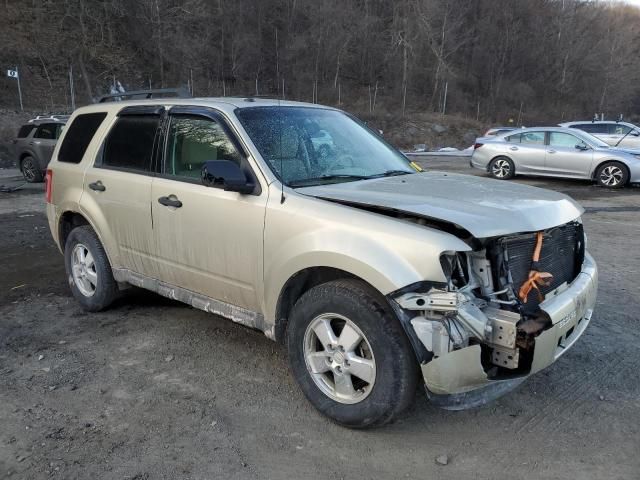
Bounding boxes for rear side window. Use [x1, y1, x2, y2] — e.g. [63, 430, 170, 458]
[34, 123, 58, 140]
[58, 113, 108, 164]
[103, 115, 159, 172]
[506, 132, 544, 144]
[572, 123, 607, 134]
[17, 125, 35, 138]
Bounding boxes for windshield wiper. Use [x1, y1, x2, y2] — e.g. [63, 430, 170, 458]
[365, 169, 414, 179]
[289, 174, 368, 187]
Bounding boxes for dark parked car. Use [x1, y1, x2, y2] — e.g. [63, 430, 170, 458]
[12, 115, 68, 182]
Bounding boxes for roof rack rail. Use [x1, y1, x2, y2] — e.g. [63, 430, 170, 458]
[28, 114, 70, 123]
[95, 87, 192, 103]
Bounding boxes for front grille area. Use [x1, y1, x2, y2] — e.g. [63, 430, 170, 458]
[501, 222, 584, 313]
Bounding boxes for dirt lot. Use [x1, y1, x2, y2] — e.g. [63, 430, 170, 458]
[1, 162, 639, 480]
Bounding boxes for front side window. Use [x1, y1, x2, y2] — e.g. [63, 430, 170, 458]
[549, 132, 581, 148]
[236, 107, 414, 186]
[164, 115, 242, 179]
[609, 124, 632, 135]
[103, 115, 159, 172]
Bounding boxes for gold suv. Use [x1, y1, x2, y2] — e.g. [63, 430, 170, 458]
[45, 97, 597, 427]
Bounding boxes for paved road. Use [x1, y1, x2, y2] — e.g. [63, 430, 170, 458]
[1, 164, 638, 479]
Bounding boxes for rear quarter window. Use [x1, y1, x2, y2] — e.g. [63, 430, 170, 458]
[58, 113, 108, 164]
[17, 125, 35, 138]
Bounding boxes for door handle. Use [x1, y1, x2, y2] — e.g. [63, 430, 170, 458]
[509, 146, 518, 151]
[158, 195, 183, 208]
[547, 149, 556, 154]
[89, 181, 106, 192]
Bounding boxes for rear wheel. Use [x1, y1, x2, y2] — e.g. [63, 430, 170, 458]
[64, 226, 119, 311]
[595, 161, 628, 188]
[286, 279, 418, 428]
[489, 156, 515, 180]
[20, 156, 43, 183]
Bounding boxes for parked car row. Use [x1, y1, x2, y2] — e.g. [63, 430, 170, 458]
[472, 121, 640, 188]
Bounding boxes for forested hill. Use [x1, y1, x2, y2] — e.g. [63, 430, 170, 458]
[1, 0, 639, 122]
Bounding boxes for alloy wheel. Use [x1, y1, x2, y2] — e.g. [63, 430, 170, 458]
[22, 158, 36, 182]
[492, 159, 511, 178]
[599, 165, 623, 186]
[71, 243, 98, 297]
[303, 313, 376, 404]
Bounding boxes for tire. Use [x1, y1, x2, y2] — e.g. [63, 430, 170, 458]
[20, 156, 43, 183]
[595, 161, 629, 188]
[286, 279, 418, 428]
[489, 156, 515, 180]
[64, 225, 118, 312]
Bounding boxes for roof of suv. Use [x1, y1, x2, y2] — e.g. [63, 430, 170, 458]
[559, 120, 638, 127]
[70, 97, 333, 118]
[27, 115, 69, 125]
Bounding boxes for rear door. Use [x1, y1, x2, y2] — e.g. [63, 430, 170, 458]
[504, 131, 547, 173]
[150, 106, 267, 312]
[81, 107, 163, 277]
[545, 132, 593, 178]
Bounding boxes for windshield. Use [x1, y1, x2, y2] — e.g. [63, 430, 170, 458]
[236, 106, 415, 187]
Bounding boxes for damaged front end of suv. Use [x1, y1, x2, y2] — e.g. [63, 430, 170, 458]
[390, 220, 597, 410]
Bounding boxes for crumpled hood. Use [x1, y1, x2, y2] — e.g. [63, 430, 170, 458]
[297, 172, 584, 238]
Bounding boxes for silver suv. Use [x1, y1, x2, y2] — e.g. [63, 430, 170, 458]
[45, 97, 597, 427]
[12, 115, 68, 182]
[560, 120, 640, 149]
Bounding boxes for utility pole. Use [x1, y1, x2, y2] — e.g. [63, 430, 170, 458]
[69, 64, 76, 111]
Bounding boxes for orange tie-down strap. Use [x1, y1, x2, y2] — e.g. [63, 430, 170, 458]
[518, 232, 554, 304]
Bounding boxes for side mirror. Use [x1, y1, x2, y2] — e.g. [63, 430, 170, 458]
[201, 160, 254, 194]
[575, 143, 589, 151]
[631, 130, 640, 137]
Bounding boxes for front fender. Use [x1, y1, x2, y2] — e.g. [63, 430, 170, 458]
[262, 186, 471, 322]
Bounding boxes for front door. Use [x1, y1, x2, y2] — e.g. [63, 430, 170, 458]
[151, 108, 267, 312]
[545, 132, 593, 178]
[81, 109, 162, 277]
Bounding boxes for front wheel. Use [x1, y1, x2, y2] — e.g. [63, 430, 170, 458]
[595, 161, 628, 188]
[286, 279, 418, 428]
[489, 156, 515, 180]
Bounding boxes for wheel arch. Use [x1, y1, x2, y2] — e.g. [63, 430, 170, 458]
[58, 211, 91, 249]
[57, 210, 117, 268]
[274, 267, 373, 343]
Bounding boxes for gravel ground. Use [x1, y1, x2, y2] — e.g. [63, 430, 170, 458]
[1, 162, 639, 479]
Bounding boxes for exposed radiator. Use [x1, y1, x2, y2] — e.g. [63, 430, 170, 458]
[500, 222, 584, 313]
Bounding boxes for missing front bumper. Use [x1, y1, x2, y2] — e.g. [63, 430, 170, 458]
[419, 252, 597, 408]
